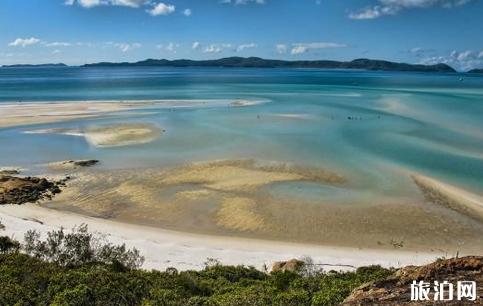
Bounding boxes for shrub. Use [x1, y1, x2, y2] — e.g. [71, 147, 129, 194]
[23, 224, 144, 269]
[273, 289, 310, 306]
[0, 236, 20, 254]
[51, 284, 94, 306]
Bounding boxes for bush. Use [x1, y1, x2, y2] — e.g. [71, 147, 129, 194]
[23, 224, 144, 269]
[0, 227, 394, 305]
[51, 284, 94, 306]
[0, 236, 20, 254]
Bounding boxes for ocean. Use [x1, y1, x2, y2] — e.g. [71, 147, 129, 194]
[1, 66, 482, 205]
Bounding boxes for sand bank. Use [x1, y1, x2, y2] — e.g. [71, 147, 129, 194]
[84, 124, 161, 147]
[413, 174, 483, 222]
[24, 123, 161, 147]
[0, 204, 445, 271]
[0, 99, 267, 128]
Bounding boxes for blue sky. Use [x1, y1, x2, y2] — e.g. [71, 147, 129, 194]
[0, 0, 482, 70]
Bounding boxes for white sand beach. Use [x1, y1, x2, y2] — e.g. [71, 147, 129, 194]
[0, 204, 446, 271]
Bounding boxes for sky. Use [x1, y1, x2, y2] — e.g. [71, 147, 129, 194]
[0, 0, 482, 70]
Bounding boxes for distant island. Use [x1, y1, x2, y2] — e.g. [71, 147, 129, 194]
[1, 63, 67, 68]
[82, 57, 456, 73]
[468, 68, 483, 73]
[7, 58, 480, 73]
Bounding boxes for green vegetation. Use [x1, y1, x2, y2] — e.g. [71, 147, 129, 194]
[0, 227, 393, 306]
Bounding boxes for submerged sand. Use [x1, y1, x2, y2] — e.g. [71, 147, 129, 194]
[41, 159, 483, 254]
[24, 123, 161, 147]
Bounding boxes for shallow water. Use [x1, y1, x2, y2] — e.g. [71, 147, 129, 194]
[1, 67, 482, 206]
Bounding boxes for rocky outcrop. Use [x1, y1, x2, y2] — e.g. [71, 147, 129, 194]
[343, 256, 482, 305]
[0, 175, 67, 205]
[47, 159, 99, 171]
[271, 259, 305, 273]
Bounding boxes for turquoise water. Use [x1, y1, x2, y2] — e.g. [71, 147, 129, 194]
[0, 67, 482, 202]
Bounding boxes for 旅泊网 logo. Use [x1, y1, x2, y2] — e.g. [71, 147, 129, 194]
[411, 280, 477, 302]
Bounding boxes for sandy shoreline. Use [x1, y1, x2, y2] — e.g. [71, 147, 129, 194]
[35, 160, 483, 254]
[0, 204, 446, 271]
[413, 174, 483, 222]
[0, 99, 267, 128]
[1, 163, 482, 271]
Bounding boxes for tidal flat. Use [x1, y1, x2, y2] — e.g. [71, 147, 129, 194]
[1, 67, 482, 265]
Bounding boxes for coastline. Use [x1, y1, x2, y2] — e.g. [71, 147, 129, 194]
[0, 203, 447, 271]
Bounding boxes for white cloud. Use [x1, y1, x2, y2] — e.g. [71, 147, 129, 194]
[204, 45, 222, 53]
[67, 0, 177, 17]
[52, 49, 62, 54]
[290, 42, 347, 55]
[147, 2, 175, 16]
[192, 42, 201, 50]
[419, 49, 483, 71]
[203, 43, 232, 53]
[157, 42, 179, 52]
[8, 37, 40, 47]
[66, 0, 149, 8]
[43, 41, 72, 47]
[183, 8, 192, 16]
[236, 43, 257, 52]
[276, 44, 287, 54]
[108, 42, 141, 52]
[221, 0, 265, 5]
[350, 0, 476, 20]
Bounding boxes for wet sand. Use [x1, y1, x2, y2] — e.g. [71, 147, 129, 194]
[41, 159, 483, 254]
[0, 203, 445, 271]
[413, 174, 483, 222]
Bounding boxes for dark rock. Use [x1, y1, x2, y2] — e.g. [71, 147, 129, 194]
[0, 175, 68, 205]
[73, 160, 99, 167]
[0, 169, 20, 176]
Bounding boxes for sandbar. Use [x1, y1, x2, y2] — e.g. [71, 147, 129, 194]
[0, 99, 267, 128]
[413, 174, 483, 222]
[84, 123, 161, 147]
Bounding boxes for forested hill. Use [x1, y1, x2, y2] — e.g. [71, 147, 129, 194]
[82, 57, 456, 73]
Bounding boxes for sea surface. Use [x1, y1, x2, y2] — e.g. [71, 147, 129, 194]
[1, 66, 482, 205]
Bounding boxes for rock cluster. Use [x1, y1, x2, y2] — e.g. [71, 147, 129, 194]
[62, 160, 99, 168]
[0, 175, 67, 205]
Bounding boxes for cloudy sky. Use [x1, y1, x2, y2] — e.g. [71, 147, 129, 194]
[0, 0, 482, 70]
